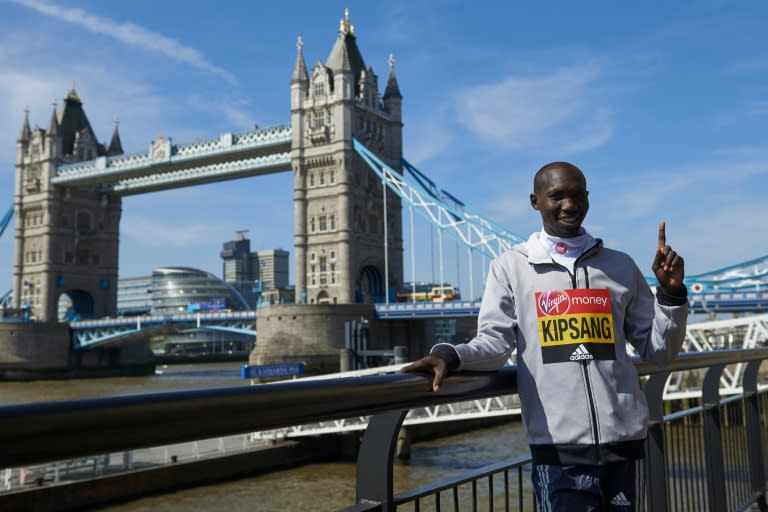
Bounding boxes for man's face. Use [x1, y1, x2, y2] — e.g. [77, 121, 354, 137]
[530, 164, 589, 238]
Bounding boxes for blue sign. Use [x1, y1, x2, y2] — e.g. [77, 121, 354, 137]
[241, 363, 305, 379]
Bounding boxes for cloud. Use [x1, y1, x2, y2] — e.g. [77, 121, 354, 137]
[604, 159, 768, 219]
[454, 64, 613, 153]
[404, 118, 456, 164]
[669, 200, 768, 273]
[9, 0, 237, 84]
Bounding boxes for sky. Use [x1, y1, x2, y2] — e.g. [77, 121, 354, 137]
[1, 0, 767, 299]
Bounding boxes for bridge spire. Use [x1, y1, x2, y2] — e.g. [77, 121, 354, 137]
[339, 7, 354, 36]
[17, 106, 31, 143]
[46, 100, 59, 137]
[107, 117, 124, 156]
[291, 36, 309, 84]
[383, 54, 401, 100]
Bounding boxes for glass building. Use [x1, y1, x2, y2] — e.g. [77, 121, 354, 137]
[148, 267, 250, 315]
[116, 276, 152, 316]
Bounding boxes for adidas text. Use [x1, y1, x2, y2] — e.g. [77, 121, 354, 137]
[569, 345, 594, 361]
[609, 493, 631, 506]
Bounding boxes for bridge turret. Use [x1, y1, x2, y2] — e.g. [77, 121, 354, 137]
[17, 108, 31, 145]
[383, 55, 403, 161]
[291, 9, 404, 306]
[327, 8, 363, 103]
[45, 102, 62, 160]
[15, 108, 31, 166]
[107, 119, 124, 156]
[12, 88, 122, 322]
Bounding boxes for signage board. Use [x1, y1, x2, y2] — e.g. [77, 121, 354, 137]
[241, 363, 305, 379]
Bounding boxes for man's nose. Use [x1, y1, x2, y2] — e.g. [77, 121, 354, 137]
[561, 197, 578, 211]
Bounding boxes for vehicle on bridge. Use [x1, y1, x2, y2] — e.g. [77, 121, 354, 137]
[396, 283, 460, 303]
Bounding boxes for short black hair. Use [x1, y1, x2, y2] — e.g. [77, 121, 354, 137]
[533, 162, 586, 193]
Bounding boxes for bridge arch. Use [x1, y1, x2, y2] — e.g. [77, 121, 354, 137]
[57, 289, 95, 321]
[316, 290, 330, 304]
[356, 264, 384, 304]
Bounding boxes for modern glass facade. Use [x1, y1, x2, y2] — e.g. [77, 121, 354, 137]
[148, 267, 250, 315]
[117, 276, 152, 316]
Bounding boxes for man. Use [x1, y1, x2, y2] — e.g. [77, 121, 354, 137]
[403, 162, 687, 511]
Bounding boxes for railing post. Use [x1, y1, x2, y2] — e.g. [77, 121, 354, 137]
[643, 372, 671, 512]
[353, 409, 409, 512]
[743, 360, 767, 511]
[702, 363, 727, 512]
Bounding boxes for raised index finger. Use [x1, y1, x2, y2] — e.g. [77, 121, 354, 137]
[658, 221, 666, 249]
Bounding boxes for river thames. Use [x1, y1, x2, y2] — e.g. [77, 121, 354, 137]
[0, 362, 531, 511]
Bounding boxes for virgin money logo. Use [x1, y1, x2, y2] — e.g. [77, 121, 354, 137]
[538, 290, 571, 316]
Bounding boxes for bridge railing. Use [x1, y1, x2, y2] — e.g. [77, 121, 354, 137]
[0, 350, 766, 511]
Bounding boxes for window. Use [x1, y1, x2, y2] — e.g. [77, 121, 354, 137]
[309, 173, 315, 187]
[330, 215, 336, 230]
[318, 216, 327, 231]
[319, 256, 327, 272]
[330, 251, 335, 259]
[319, 171, 325, 185]
[76, 211, 92, 232]
[312, 111, 325, 129]
[77, 249, 90, 265]
[314, 82, 325, 97]
[329, 170, 335, 184]
[310, 217, 316, 232]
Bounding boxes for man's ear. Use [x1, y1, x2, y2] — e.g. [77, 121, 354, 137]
[530, 193, 539, 210]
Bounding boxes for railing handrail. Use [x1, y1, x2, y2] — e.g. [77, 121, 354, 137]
[0, 348, 765, 470]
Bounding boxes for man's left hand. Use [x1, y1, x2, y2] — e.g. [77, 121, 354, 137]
[652, 221, 685, 295]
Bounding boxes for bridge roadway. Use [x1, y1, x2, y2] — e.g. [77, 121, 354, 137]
[70, 311, 258, 347]
[69, 293, 768, 348]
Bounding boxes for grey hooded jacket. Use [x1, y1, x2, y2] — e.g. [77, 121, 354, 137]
[432, 232, 688, 465]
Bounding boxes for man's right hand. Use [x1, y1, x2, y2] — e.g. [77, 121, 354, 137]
[401, 355, 448, 393]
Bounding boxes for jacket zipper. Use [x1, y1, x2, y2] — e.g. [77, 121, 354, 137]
[567, 245, 602, 449]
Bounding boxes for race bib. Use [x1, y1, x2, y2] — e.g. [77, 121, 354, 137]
[535, 289, 616, 363]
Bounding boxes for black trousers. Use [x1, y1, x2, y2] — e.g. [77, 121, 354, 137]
[531, 460, 638, 512]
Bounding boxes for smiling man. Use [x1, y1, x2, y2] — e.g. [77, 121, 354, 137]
[404, 162, 688, 511]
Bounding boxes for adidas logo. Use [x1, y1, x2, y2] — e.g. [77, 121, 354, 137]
[569, 344, 593, 361]
[609, 492, 631, 506]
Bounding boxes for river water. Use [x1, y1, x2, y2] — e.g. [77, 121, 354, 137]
[0, 362, 531, 511]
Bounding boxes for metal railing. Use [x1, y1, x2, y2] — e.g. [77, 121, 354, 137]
[0, 349, 766, 511]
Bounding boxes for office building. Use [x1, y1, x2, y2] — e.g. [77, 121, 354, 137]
[220, 232, 291, 306]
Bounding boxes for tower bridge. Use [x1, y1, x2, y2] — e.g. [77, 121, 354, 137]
[2, 10, 767, 378]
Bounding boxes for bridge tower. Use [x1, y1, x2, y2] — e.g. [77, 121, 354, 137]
[291, 10, 404, 305]
[12, 89, 123, 321]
